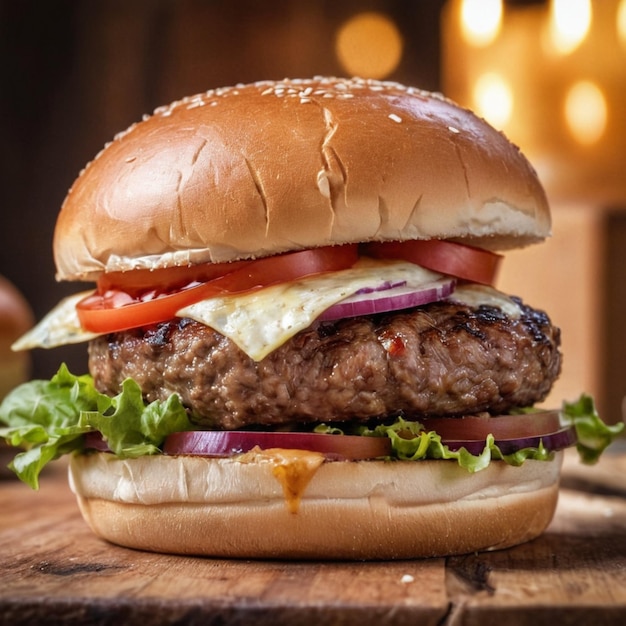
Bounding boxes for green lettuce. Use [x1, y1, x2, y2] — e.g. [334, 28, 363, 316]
[560, 394, 624, 463]
[316, 395, 624, 473]
[0, 364, 623, 489]
[0, 364, 192, 489]
[316, 415, 554, 473]
[363, 416, 554, 472]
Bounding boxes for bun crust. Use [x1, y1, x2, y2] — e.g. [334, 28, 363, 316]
[0, 276, 33, 400]
[69, 452, 562, 560]
[54, 77, 550, 281]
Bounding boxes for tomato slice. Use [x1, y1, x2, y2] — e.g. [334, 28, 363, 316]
[419, 410, 562, 441]
[97, 259, 253, 297]
[76, 245, 358, 334]
[365, 240, 502, 286]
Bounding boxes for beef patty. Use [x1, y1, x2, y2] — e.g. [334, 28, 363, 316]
[88, 297, 561, 430]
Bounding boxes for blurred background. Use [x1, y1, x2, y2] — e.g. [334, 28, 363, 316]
[0, 0, 624, 423]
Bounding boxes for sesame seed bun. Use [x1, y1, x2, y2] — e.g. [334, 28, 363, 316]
[53, 77, 550, 282]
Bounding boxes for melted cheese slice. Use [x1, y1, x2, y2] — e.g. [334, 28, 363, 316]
[12, 291, 100, 351]
[178, 259, 443, 360]
[450, 283, 522, 319]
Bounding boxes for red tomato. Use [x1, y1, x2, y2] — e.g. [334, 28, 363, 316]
[97, 259, 252, 297]
[76, 245, 359, 334]
[365, 240, 502, 286]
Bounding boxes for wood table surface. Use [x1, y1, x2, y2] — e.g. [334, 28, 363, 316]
[1, 446, 625, 626]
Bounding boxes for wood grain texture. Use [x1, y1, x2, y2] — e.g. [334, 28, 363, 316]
[1, 448, 626, 625]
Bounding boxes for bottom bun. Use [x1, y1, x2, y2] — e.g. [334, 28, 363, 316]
[68, 451, 563, 560]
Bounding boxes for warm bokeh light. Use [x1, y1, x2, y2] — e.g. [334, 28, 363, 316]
[472, 72, 513, 129]
[549, 0, 592, 54]
[442, 0, 626, 424]
[564, 80, 607, 145]
[618, 0, 626, 46]
[335, 12, 403, 79]
[460, 0, 503, 47]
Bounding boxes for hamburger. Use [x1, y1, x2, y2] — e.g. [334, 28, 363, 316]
[0, 77, 621, 559]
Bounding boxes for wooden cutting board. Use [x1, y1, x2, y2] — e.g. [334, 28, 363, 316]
[1, 448, 626, 625]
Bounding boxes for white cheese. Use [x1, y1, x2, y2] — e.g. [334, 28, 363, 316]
[448, 283, 522, 318]
[12, 291, 101, 351]
[178, 259, 442, 361]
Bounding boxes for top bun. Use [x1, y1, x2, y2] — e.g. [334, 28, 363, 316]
[54, 77, 550, 281]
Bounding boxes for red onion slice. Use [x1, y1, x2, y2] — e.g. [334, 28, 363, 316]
[83, 431, 110, 451]
[82, 430, 391, 461]
[83, 425, 577, 461]
[318, 277, 456, 321]
[163, 430, 392, 461]
[353, 280, 407, 295]
[444, 426, 578, 455]
[420, 410, 562, 441]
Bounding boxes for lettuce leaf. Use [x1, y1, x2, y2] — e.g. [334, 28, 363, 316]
[317, 415, 553, 473]
[560, 394, 624, 463]
[0, 364, 192, 489]
[317, 396, 624, 472]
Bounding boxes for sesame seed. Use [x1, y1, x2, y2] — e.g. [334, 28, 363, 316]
[317, 170, 331, 198]
[388, 113, 402, 123]
[448, 126, 460, 133]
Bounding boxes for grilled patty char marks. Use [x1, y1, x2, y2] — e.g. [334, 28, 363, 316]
[88, 298, 561, 430]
